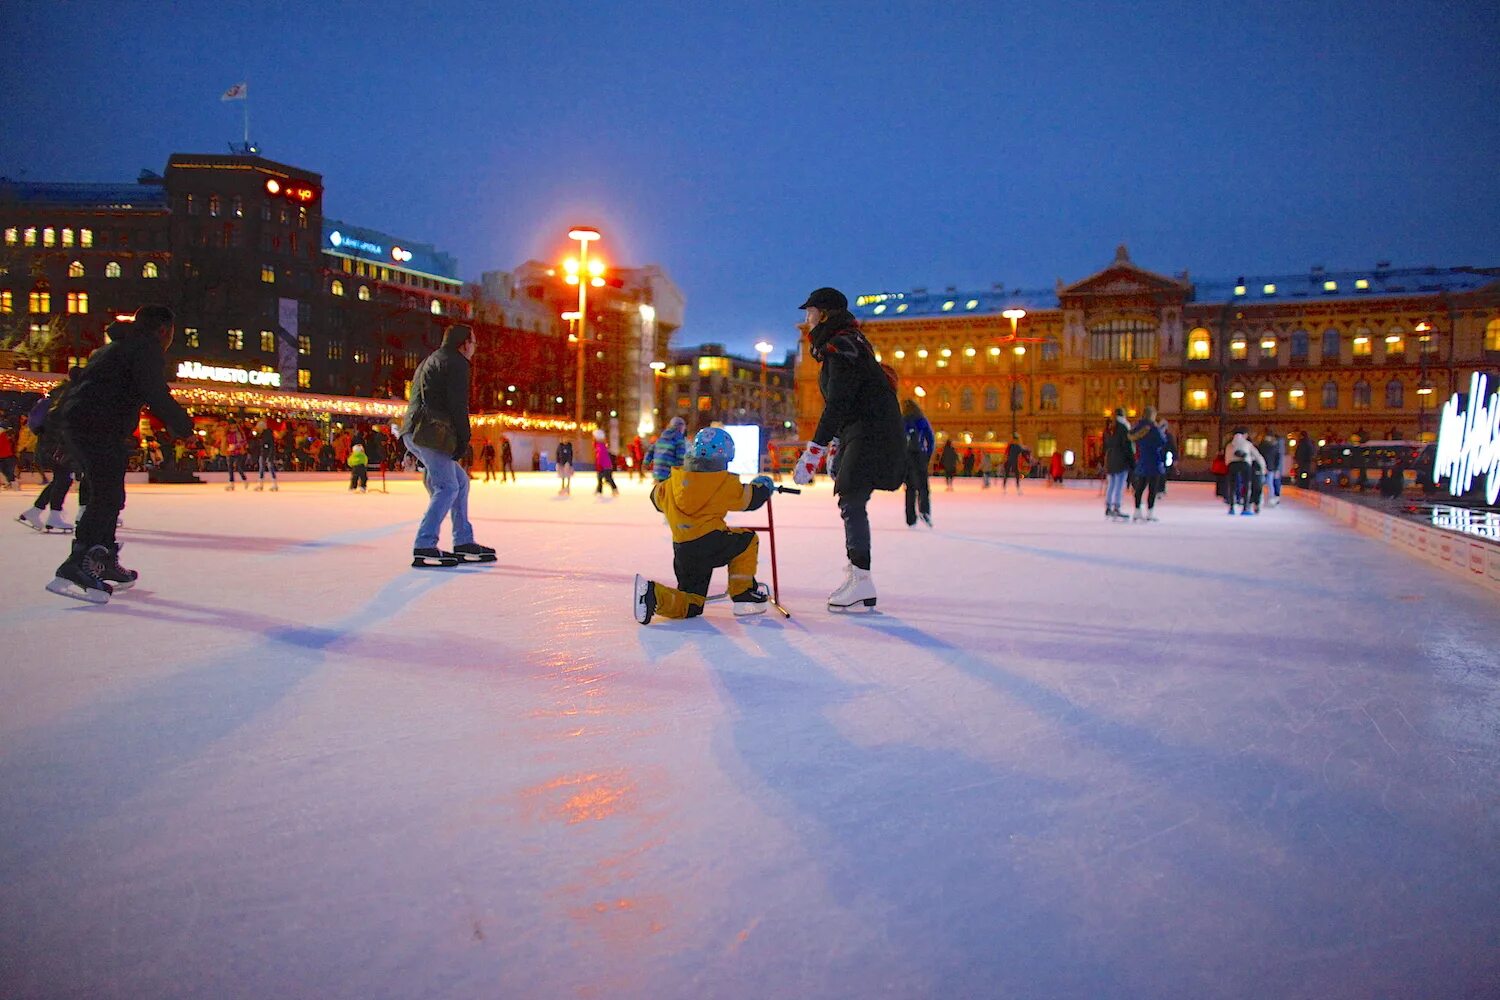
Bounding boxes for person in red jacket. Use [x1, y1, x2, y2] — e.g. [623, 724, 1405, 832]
[1049, 449, 1064, 485]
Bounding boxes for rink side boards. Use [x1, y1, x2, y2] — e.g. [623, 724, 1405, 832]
[1289, 489, 1500, 599]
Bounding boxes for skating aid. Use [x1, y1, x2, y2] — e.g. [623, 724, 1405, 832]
[707, 486, 799, 618]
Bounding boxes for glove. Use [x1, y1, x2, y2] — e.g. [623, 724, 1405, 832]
[751, 475, 774, 491]
[826, 437, 839, 468]
[792, 441, 828, 485]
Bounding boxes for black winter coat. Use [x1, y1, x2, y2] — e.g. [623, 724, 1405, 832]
[60, 326, 192, 440]
[809, 314, 905, 495]
[403, 346, 471, 458]
[1104, 419, 1135, 474]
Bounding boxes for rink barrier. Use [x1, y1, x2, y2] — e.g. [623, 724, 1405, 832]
[1289, 489, 1500, 598]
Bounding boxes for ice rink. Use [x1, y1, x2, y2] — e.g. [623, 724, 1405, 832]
[1, 472, 1497, 999]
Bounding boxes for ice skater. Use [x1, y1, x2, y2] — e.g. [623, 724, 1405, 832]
[252, 418, 279, 490]
[15, 379, 75, 533]
[0, 421, 16, 490]
[555, 439, 575, 496]
[1002, 433, 1028, 493]
[1128, 406, 1169, 521]
[348, 443, 369, 492]
[593, 429, 619, 497]
[400, 325, 495, 567]
[1103, 408, 1133, 519]
[652, 415, 687, 481]
[902, 398, 933, 527]
[45, 305, 193, 602]
[500, 435, 515, 482]
[480, 440, 496, 481]
[633, 427, 774, 623]
[224, 419, 249, 490]
[790, 286, 906, 611]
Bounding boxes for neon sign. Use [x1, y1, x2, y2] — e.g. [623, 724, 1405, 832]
[177, 361, 282, 388]
[1433, 372, 1500, 504]
[391, 246, 413, 262]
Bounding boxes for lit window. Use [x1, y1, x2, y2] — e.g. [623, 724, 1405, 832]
[1486, 318, 1500, 352]
[896, 303, 908, 313]
[1352, 331, 1372, 358]
[331, 280, 344, 296]
[260, 331, 276, 351]
[3, 227, 15, 245]
[1233, 283, 1246, 296]
[916, 349, 929, 358]
[61, 228, 74, 247]
[1354, 278, 1369, 290]
[1230, 338, 1247, 360]
[893, 349, 905, 359]
[142, 262, 159, 278]
[1353, 380, 1371, 409]
[232, 196, 243, 218]
[1257, 385, 1275, 410]
[106, 262, 121, 278]
[1035, 434, 1057, 459]
[357, 286, 371, 301]
[1323, 280, 1337, 292]
[42, 227, 55, 247]
[0, 291, 11, 313]
[1184, 436, 1208, 459]
[1259, 337, 1277, 361]
[1385, 333, 1404, 357]
[29, 288, 50, 313]
[68, 260, 84, 278]
[964, 346, 976, 357]
[328, 341, 343, 361]
[209, 195, 221, 217]
[298, 335, 310, 356]
[966, 299, 978, 310]
[66, 291, 88, 314]
[24, 227, 36, 246]
[1228, 387, 1247, 410]
[1188, 389, 1209, 411]
[1288, 385, 1306, 411]
[80, 229, 92, 247]
[261, 265, 275, 284]
[298, 369, 311, 389]
[941, 301, 955, 311]
[940, 347, 952, 358]
[430, 300, 442, 315]
[988, 346, 1001, 356]
[228, 329, 244, 351]
[184, 328, 199, 347]
[1187, 327, 1211, 360]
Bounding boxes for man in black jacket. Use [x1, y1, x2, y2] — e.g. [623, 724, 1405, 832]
[48, 305, 193, 603]
[401, 325, 494, 566]
[791, 287, 905, 611]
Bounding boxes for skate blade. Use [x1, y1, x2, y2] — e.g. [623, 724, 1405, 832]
[633, 574, 653, 625]
[109, 578, 137, 591]
[827, 598, 877, 612]
[16, 517, 43, 532]
[732, 602, 769, 617]
[45, 577, 110, 604]
[411, 556, 459, 568]
[455, 553, 497, 563]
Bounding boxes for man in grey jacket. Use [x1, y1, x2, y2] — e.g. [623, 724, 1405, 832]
[402, 325, 495, 566]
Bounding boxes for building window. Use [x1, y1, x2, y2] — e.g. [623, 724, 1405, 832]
[1353, 380, 1371, 409]
[28, 287, 50, 313]
[23, 227, 36, 246]
[1352, 329, 1372, 359]
[1041, 337, 1060, 362]
[260, 331, 276, 352]
[232, 195, 243, 218]
[1288, 384, 1307, 410]
[1486, 318, 1500, 352]
[357, 286, 371, 301]
[1321, 329, 1340, 363]
[80, 228, 92, 247]
[1088, 319, 1156, 361]
[1420, 333, 1439, 356]
[184, 327, 199, 348]
[1384, 330, 1405, 360]
[68, 260, 85, 278]
[1322, 380, 1339, 409]
[1385, 380, 1404, 408]
[1229, 337, 1248, 361]
[1259, 337, 1277, 362]
[1187, 388, 1210, 411]
[1228, 385, 1247, 410]
[1184, 435, 1209, 459]
[0, 291, 11, 313]
[1187, 327, 1211, 360]
[959, 387, 974, 412]
[228, 329, 244, 351]
[1290, 329, 1309, 361]
[106, 261, 122, 278]
[61, 228, 74, 247]
[42, 227, 55, 247]
[984, 386, 999, 411]
[328, 341, 343, 361]
[430, 300, 442, 315]
[1035, 434, 1057, 459]
[298, 369, 311, 389]
[331, 279, 344, 297]
[187, 194, 199, 216]
[1257, 383, 1275, 410]
[353, 348, 369, 364]
[66, 291, 88, 314]
[697, 395, 712, 412]
[1039, 383, 1059, 411]
[209, 195, 221, 217]
[298, 207, 308, 230]
[261, 265, 276, 284]
[142, 262, 159, 278]
[3, 227, 15, 245]
[298, 335, 310, 356]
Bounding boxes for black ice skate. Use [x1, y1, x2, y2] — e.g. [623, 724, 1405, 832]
[45, 544, 114, 604]
[97, 541, 138, 591]
[453, 542, 497, 563]
[412, 547, 460, 568]
[633, 574, 657, 625]
[731, 581, 771, 617]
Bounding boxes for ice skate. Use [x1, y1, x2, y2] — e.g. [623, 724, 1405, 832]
[1132, 508, 1144, 522]
[633, 574, 657, 625]
[16, 507, 44, 531]
[1241, 508, 1256, 516]
[269, 483, 278, 492]
[411, 546, 460, 568]
[44, 509, 73, 533]
[1146, 511, 1159, 522]
[921, 512, 933, 528]
[732, 581, 771, 617]
[226, 483, 235, 491]
[97, 542, 138, 591]
[254, 483, 264, 491]
[828, 565, 877, 612]
[45, 545, 114, 604]
[453, 542, 497, 563]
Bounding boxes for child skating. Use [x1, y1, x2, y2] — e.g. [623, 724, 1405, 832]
[633, 427, 774, 623]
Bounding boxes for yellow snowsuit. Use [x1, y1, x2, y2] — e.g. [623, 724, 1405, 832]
[647, 466, 771, 618]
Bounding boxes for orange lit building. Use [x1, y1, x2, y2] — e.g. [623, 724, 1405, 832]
[796, 246, 1500, 474]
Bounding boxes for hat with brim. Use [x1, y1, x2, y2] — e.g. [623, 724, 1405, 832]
[798, 287, 848, 311]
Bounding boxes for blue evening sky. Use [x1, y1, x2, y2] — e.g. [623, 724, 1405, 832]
[3, 0, 1496, 355]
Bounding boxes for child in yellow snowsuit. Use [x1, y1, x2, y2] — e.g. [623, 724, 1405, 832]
[634, 427, 773, 622]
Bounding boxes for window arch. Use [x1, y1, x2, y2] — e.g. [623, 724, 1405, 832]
[142, 262, 158, 278]
[1288, 382, 1307, 410]
[1385, 379, 1404, 408]
[357, 285, 371, 301]
[1486, 318, 1500, 352]
[1228, 382, 1247, 410]
[1039, 383, 1059, 411]
[983, 386, 999, 411]
[1321, 329, 1340, 363]
[1290, 329, 1309, 360]
[1353, 380, 1371, 409]
[1257, 382, 1276, 411]
[1322, 380, 1339, 409]
[67, 260, 84, 278]
[105, 261, 122, 278]
[960, 387, 974, 411]
[331, 279, 345, 297]
[1187, 327, 1212, 360]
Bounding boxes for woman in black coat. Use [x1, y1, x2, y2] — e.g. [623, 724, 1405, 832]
[790, 287, 905, 611]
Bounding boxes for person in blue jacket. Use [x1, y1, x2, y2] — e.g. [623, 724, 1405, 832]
[901, 398, 934, 527]
[1127, 405, 1168, 521]
[652, 416, 687, 482]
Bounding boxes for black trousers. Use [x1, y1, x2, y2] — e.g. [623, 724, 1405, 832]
[596, 469, 617, 493]
[1131, 471, 1161, 509]
[672, 529, 757, 617]
[838, 484, 874, 570]
[65, 430, 128, 552]
[904, 459, 931, 524]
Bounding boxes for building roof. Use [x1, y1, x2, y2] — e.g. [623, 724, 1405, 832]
[322, 218, 460, 284]
[0, 179, 168, 211]
[851, 262, 1498, 321]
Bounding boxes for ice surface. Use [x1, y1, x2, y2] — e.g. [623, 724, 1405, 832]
[1, 474, 1497, 999]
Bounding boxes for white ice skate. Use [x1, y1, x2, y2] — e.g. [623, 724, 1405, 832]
[269, 483, 279, 492]
[16, 507, 44, 531]
[732, 582, 771, 617]
[828, 565, 877, 612]
[633, 574, 656, 625]
[1131, 508, 1144, 522]
[44, 509, 73, 532]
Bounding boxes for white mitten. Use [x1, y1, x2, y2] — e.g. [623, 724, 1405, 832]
[792, 441, 828, 485]
[825, 437, 840, 471]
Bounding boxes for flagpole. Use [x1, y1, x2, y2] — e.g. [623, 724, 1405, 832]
[243, 81, 250, 148]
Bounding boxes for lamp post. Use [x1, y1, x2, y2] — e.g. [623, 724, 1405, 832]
[754, 340, 773, 450]
[649, 360, 667, 433]
[563, 227, 602, 430]
[1003, 308, 1027, 437]
[1415, 321, 1433, 440]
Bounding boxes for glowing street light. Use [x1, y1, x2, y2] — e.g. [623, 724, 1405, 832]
[565, 227, 602, 428]
[1002, 308, 1028, 436]
[754, 341, 774, 452]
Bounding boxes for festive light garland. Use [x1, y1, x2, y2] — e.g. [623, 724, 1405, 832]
[0, 368, 594, 433]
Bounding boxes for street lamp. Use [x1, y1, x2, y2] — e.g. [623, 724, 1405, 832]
[564, 227, 601, 430]
[754, 341, 773, 452]
[1002, 308, 1027, 436]
[1415, 321, 1433, 440]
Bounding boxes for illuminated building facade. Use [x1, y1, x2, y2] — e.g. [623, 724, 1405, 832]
[797, 246, 1500, 473]
[661, 343, 796, 441]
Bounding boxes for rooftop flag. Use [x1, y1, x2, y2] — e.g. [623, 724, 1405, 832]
[221, 82, 247, 102]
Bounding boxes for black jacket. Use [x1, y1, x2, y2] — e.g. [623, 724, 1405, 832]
[1104, 419, 1134, 474]
[556, 442, 574, 466]
[403, 346, 471, 457]
[809, 314, 905, 494]
[60, 326, 192, 440]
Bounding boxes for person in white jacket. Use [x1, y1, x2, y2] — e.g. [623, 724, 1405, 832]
[1224, 428, 1267, 515]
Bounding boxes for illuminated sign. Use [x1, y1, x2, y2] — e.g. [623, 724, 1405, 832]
[177, 361, 282, 388]
[265, 177, 317, 201]
[1433, 373, 1500, 504]
[391, 246, 413, 263]
[329, 230, 384, 255]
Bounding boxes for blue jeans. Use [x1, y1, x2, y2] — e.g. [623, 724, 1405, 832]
[1105, 470, 1128, 509]
[403, 436, 474, 550]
